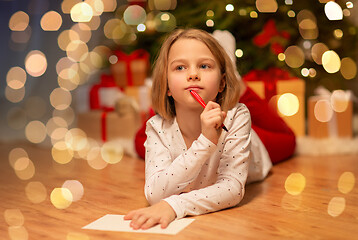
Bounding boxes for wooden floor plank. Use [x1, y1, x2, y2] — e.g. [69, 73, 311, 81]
[0, 141, 357, 239]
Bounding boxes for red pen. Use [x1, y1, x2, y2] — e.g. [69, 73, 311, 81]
[190, 90, 229, 132]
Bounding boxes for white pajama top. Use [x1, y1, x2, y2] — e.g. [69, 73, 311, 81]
[144, 103, 272, 219]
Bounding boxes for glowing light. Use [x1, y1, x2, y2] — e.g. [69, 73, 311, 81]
[58, 30, 80, 51]
[256, 0, 278, 13]
[154, 12, 176, 32]
[314, 99, 333, 122]
[346, 2, 353, 8]
[124, 5, 146, 25]
[285, 173, 306, 195]
[137, 23, 146, 32]
[235, 49, 243, 58]
[25, 121, 47, 144]
[340, 57, 357, 80]
[102, 0, 117, 12]
[11, 26, 31, 44]
[62, 180, 84, 201]
[161, 13, 170, 21]
[239, 9, 247, 16]
[277, 93, 299, 116]
[301, 68, 309, 77]
[152, 0, 177, 10]
[226, 4, 234, 12]
[25, 181, 47, 203]
[297, 10, 318, 39]
[87, 146, 108, 170]
[309, 68, 317, 77]
[65, 128, 88, 151]
[81, 15, 101, 30]
[284, 46, 305, 68]
[86, 0, 104, 16]
[250, 11, 258, 18]
[104, 19, 126, 40]
[9, 148, 28, 168]
[101, 142, 124, 164]
[325, 1, 343, 20]
[66, 40, 89, 62]
[328, 197, 346, 217]
[331, 90, 350, 113]
[70, 2, 93, 22]
[338, 172, 355, 194]
[25, 50, 47, 77]
[287, 10, 295, 18]
[13, 157, 35, 180]
[71, 23, 92, 43]
[285, 0, 293, 5]
[62, 0, 82, 14]
[4, 209, 24, 226]
[53, 107, 76, 126]
[41, 11, 62, 31]
[278, 53, 285, 61]
[50, 188, 73, 209]
[206, 10, 214, 17]
[52, 141, 74, 164]
[322, 50, 341, 73]
[50, 87, 72, 110]
[9, 11, 29, 31]
[5, 86, 25, 103]
[206, 19, 214, 27]
[333, 29, 343, 39]
[6, 67, 26, 90]
[311, 43, 329, 65]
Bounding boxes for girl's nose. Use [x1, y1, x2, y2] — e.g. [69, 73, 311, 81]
[188, 73, 199, 81]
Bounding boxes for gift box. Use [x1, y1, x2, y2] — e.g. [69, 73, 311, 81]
[110, 49, 150, 88]
[243, 68, 305, 136]
[308, 88, 353, 138]
[77, 110, 141, 142]
[89, 74, 123, 110]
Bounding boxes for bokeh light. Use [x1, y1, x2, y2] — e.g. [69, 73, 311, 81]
[66, 40, 89, 62]
[325, 1, 343, 20]
[331, 90, 350, 113]
[62, 180, 84, 201]
[4, 209, 24, 226]
[328, 197, 346, 217]
[101, 141, 124, 164]
[9, 11, 29, 31]
[25, 50, 47, 77]
[8, 226, 29, 240]
[103, 0, 117, 12]
[9, 147, 29, 168]
[5, 86, 25, 103]
[50, 87, 72, 110]
[277, 93, 299, 116]
[11, 26, 32, 44]
[13, 157, 35, 180]
[50, 188, 73, 209]
[87, 146, 108, 170]
[25, 181, 47, 203]
[86, 0, 104, 16]
[284, 46, 305, 68]
[314, 99, 333, 122]
[284, 173, 306, 195]
[65, 128, 88, 152]
[53, 107, 76, 126]
[25, 120, 47, 144]
[6, 67, 26, 90]
[71, 23, 92, 43]
[225, 4, 234, 12]
[154, 12, 176, 32]
[311, 43, 329, 65]
[123, 5, 146, 25]
[70, 2, 93, 22]
[104, 18, 127, 40]
[340, 57, 357, 80]
[297, 10, 318, 40]
[58, 30, 80, 51]
[256, 0, 278, 13]
[338, 172, 355, 194]
[41, 11, 62, 31]
[206, 19, 214, 27]
[62, 0, 82, 14]
[322, 50, 341, 73]
[52, 141, 74, 164]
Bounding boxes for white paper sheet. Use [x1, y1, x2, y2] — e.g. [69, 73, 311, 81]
[82, 214, 195, 235]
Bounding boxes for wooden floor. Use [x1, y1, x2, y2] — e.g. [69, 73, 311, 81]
[1, 141, 357, 240]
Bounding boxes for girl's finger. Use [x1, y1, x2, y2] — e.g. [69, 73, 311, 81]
[141, 217, 157, 230]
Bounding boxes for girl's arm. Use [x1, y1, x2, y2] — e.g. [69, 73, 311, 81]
[144, 116, 217, 205]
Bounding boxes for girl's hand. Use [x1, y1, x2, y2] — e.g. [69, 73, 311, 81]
[124, 200, 176, 230]
[200, 101, 226, 145]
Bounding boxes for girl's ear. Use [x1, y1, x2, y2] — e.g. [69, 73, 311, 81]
[219, 73, 226, 92]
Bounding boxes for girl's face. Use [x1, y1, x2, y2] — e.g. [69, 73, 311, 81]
[167, 38, 224, 111]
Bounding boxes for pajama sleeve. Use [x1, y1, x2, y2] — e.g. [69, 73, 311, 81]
[164, 106, 251, 218]
[144, 117, 217, 205]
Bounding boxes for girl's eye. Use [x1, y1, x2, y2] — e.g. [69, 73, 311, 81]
[200, 64, 210, 69]
[175, 66, 185, 71]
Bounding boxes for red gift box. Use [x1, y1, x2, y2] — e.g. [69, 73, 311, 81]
[110, 49, 150, 87]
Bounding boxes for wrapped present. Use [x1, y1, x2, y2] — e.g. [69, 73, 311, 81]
[89, 74, 123, 110]
[77, 110, 140, 142]
[110, 49, 149, 88]
[243, 68, 305, 136]
[308, 87, 353, 138]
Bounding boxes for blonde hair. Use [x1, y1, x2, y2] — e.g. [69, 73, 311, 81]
[151, 28, 241, 120]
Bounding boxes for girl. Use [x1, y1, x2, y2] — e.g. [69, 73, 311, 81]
[124, 29, 272, 229]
